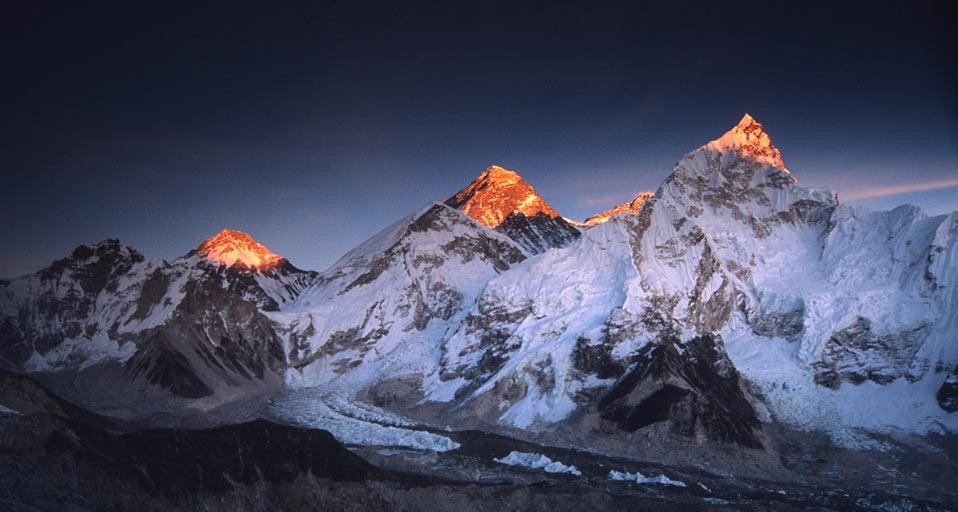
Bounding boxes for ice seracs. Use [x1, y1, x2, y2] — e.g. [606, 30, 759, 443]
[196, 228, 284, 270]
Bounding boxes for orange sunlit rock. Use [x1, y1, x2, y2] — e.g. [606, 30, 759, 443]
[707, 113, 786, 170]
[196, 228, 284, 269]
[583, 191, 655, 226]
[445, 165, 560, 228]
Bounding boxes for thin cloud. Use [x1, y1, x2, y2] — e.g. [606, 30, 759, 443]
[842, 177, 958, 201]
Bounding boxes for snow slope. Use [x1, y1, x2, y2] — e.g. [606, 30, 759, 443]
[327, 114, 958, 437]
[3, 114, 955, 448]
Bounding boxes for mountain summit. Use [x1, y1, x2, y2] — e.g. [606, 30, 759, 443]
[706, 113, 785, 169]
[445, 165, 580, 254]
[195, 229, 284, 270]
[445, 165, 561, 228]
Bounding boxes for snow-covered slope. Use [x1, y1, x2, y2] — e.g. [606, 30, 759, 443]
[0, 230, 317, 403]
[278, 203, 525, 393]
[395, 114, 957, 438]
[0, 240, 163, 370]
[2, 114, 955, 449]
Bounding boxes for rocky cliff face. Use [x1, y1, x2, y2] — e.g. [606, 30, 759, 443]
[596, 334, 764, 449]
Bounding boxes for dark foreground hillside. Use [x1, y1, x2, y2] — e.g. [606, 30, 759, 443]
[1, 369, 955, 512]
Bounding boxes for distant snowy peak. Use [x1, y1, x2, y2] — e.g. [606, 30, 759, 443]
[706, 113, 786, 170]
[47, 239, 145, 274]
[187, 229, 317, 310]
[583, 191, 655, 227]
[658, 114, 835, 239]
[194, 229, 285, 270]
[445, 165, 561, 228]
[445, 165, 580, 254]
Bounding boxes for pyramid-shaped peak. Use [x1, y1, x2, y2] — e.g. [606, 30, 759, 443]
[480, 164, 520, 179]
[708, 113, 785, 169]
[445, 165, 560, 228]
[196, 228, 284, 269]
[737, 113, 758, 127]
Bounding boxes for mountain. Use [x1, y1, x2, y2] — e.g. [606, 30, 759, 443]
[247, 115, 954, 457]
[182, 228, 318, 311]
[0, 229, 317, 406]
[359, 114, 957, 443]
[583, 191, 654, 226]
[445, 165, 581, 254]
[595, 333, 764, 449]
[279, 203, 526, 391]
[2, 115, 956, 498]
[195, 228, 285, 269]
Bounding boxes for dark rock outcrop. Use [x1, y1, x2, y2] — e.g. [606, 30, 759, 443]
[937, 365, 958, 413]
[597, 334, 764, 449]
[495, 212, 581, 255]
[125, 277, 286, 399]
[811, 317, 926, 389]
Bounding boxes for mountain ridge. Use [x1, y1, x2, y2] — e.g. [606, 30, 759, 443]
[1, 114, 955, 455]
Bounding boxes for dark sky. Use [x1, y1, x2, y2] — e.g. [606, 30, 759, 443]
[1, 1, 955, 277]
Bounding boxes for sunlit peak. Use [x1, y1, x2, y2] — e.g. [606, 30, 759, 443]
[708, 113, 786, 169]
[446, 164, 560, 228]
[583, 191, 654, 226]
[196, 228, 284, 269]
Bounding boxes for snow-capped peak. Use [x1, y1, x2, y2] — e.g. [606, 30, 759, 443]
[195, 228, 284, 269]
[445, 165, 561, 228]
[706, 113, 786, 170]
[583, 191, 655, 226]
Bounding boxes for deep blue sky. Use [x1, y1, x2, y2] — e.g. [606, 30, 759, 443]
[1, 1, 955, 277]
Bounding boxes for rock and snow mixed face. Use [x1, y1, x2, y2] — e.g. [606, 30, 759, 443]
[2, 114, 956, 447]
[0, 240, 159, 370]
[445, 165, 581, 254]
[583, 191, 654, 227]
[278, 203, 526, 391]
[0, 230, 316, 403]
[401, 114, 958, 438]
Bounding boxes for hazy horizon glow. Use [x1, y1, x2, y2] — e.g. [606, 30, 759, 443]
[839, 178, 958, 201]
[1, 2, 955, 278]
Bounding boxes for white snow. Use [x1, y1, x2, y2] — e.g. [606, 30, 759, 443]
[609, 470, 687, 487]
[276, 120, 958, 441]
[5, 115, 957, 451]
[0, 404, 20, 415]
[494, 451, 582, 476]
[266, 387, 459, 451]
[24, 334, 137, 372]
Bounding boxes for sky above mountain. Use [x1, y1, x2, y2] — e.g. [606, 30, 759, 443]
[1, 1, 955, 277]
